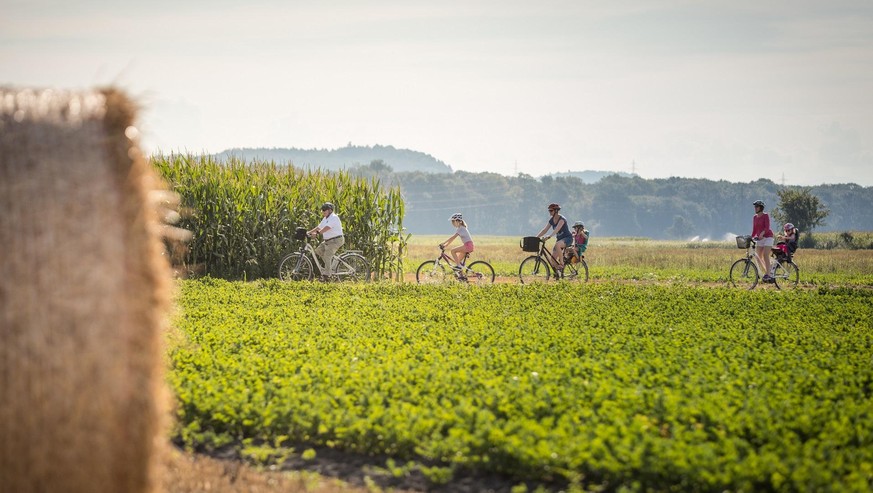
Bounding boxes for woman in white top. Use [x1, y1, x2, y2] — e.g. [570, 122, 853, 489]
[440, 213, 475, 266]
[307, 202, 344, 275]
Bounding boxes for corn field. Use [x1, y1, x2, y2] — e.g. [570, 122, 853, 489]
[151, 154, 407, 280]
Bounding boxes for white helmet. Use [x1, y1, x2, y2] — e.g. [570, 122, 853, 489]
[573, 221, 584, 228]
[450, 213, 463, 221]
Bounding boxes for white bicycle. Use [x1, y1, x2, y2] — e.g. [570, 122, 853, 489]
[278, 228, 370, 282]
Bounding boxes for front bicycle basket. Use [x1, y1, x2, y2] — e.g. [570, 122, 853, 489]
[735, 235, 751, 249]
[521, 236, 540, 252]
[294, 227, 307, 240]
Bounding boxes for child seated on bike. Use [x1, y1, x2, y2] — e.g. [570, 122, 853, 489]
[565, 221, 589, 264]
[440, 213, 475, 268]
[774, 223, 798, 260]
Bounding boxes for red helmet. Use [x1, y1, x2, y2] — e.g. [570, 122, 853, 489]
[784, 223, 794, 231]
[547, 203, 560, 212]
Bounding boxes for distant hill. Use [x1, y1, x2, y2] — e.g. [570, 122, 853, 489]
[548, 170, 638, 183]
[215, 145, 452, 173]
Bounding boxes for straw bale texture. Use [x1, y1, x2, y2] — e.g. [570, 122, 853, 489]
[0, 87, 171, 493]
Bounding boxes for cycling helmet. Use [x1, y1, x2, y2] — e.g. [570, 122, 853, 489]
[321, 202, 334, 211]
[752, 200, 765, 208]
[784, 223, 795, 231]
[573, 221, 584, 228]
[547, 203, 560, 212]
[449, 213, 463, 221]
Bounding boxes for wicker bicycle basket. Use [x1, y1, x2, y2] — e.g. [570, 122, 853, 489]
[735, 235, 751, 249]
[520, 236, 541, 252]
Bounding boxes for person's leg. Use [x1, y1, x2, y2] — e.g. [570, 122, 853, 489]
[451, 245, 465, 266]
[762, 246, 772, 277]
[314, 242, 329, 273]
[316, 239, 343, 275]
[553, 240, 566, 269]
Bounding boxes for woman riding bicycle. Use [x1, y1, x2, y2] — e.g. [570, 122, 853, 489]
[751, 200, 775, 282]
[307, 202, 344, 276]
[535, 203, 572, 275]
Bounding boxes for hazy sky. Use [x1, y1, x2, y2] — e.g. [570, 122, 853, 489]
[3, 0, 872, 185]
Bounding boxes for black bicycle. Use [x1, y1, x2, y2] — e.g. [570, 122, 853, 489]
[518, 236, 589, 284]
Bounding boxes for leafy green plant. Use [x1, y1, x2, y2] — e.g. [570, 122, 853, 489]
[168, 279, 873, 491]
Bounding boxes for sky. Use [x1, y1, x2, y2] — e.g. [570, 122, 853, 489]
[3, 0, 873, 186]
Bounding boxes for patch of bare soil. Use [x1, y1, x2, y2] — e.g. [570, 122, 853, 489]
[165, 444, 565, 493]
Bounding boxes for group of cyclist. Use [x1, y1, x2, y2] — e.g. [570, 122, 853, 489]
[437, 202, 588, 276]
[305, 198, 795, 284]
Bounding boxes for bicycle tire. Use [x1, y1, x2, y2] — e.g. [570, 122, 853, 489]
[519, 256, 550, 284]
[564, 259, 589, 282]
[337, 252, 370, 282]
[464, 260, 495, 284]
[773, 261, 799, 290]
[416, 260, 448, 284]
[278, 252, 313, 281]
[729, 258, 758, 290]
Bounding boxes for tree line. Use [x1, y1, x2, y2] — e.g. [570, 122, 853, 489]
[353, 164, 873, 239]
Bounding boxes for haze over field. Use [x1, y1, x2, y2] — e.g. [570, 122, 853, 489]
[3, 0, 872, 186]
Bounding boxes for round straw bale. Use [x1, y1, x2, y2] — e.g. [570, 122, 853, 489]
[0, 87, 171, 493]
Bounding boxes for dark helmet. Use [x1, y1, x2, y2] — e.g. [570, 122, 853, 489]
[547, 203, 560, 212]
[753, 200, 765, 208]
[321, 202, 335, 211]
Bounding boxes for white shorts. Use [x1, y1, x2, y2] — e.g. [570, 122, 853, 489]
[756, 237, 774, 247]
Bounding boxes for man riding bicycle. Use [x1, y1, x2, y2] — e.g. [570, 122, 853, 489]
[307, 202, 344, 276]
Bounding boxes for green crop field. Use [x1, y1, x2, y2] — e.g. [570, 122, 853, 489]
[167, 242, 873, 491]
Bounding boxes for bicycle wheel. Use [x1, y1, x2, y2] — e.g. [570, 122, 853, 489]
[278, 252, 313, 281]
[729, 258, 758, 290]
[336, 252, 370, 282]
[464, 261, 495, 284]
[519, 256, 551, 284]
[416, 260, 448, 284]
[772, 261, 799, 290]
[564, 259, 589, 282]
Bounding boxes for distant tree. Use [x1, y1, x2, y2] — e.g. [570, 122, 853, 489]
[368, 159, 392, 173]
[772, 188, 830, 234]
[666, 215, 695, 239]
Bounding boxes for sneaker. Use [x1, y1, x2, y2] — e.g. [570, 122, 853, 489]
[762, 275, 774, 283]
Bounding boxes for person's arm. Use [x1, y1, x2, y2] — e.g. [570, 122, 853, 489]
[553, 218, 566, 233]
[440, 233, 459, 248]
[308, 219, 328, 236]
[536, 224, 550, 238]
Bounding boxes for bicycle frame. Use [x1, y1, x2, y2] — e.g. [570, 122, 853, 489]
[299, 241, 330, 273]
[433, 247, 468, 270]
